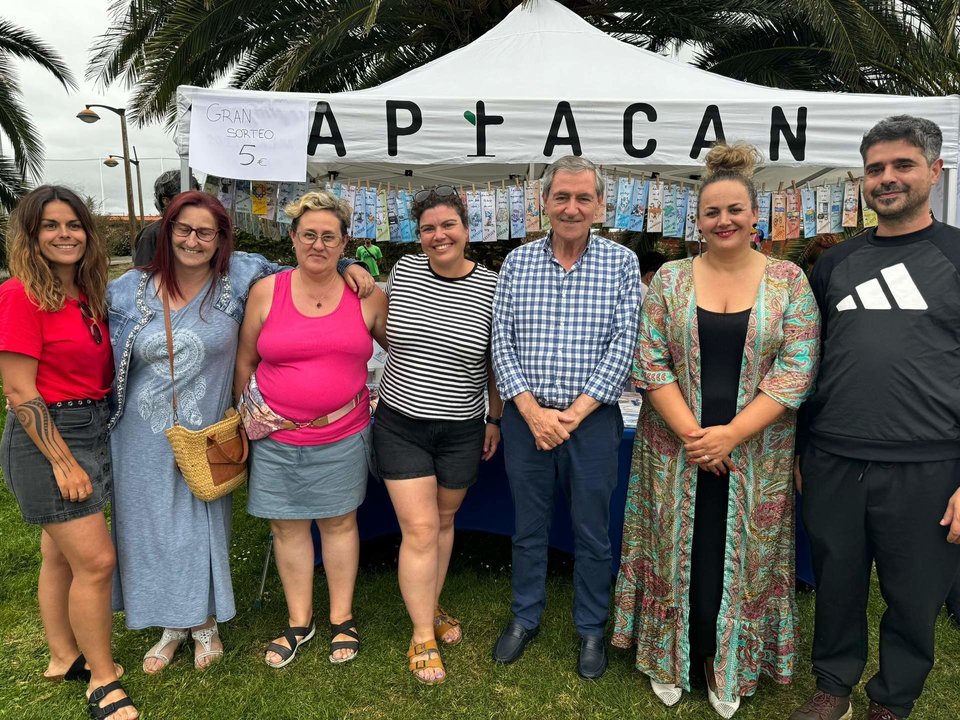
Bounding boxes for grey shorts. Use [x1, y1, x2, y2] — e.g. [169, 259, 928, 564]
[372, 401, 484, 490]
[247, 425, 373, 520]
[0, 400, 112, 525]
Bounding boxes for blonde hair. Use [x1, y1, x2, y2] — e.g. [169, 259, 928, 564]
[698, 143, 762, 211]
[284, 190, 352, 235]
[6, 185, 108, 318]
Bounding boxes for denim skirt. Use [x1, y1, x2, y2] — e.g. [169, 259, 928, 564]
[0, 399, 112, 525]
[247, 425, 373, 520]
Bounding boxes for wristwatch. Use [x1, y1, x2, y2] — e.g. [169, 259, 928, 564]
[485, 414, 502, 427]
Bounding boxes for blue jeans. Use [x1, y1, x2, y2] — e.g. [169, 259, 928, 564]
[502, 401, 622, 637]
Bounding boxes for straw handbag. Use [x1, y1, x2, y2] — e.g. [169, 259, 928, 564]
[161, 286, 248, 502]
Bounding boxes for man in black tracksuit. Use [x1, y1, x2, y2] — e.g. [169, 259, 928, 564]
[790, 116, 960, 720]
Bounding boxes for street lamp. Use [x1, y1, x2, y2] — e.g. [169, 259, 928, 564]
[105, 146, 145, 226]
[77, 104, 138, 244]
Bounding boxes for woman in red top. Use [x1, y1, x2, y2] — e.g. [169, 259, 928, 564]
[0, 186, 137, 720]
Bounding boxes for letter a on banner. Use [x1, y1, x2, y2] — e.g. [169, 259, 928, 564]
[190, 91, 311, 181]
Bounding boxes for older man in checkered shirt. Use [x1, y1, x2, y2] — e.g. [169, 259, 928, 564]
[491, 155, 640, 679]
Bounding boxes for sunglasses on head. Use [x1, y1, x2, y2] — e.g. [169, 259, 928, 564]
[413, 185, 460, 204]
[78, 300, 103, 345]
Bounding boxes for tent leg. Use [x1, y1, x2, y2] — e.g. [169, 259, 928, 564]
[180, 156, 191, 193]
[254, 532, 273, 610]
[945, 167, 958, 228]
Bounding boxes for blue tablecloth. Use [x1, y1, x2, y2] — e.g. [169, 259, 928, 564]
[338, 426, 815, 585]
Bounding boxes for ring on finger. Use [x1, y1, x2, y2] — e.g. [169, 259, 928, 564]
[703, 454, 711, 461]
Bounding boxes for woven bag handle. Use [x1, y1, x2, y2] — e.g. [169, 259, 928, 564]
[161, 285, 180, 426]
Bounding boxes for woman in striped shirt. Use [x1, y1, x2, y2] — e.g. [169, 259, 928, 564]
[373, 186, 502, 684]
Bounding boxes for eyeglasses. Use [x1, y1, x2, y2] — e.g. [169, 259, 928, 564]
[294, 231, 343, 248]
[171, 221, 219, 242]
[78, 300, 103, 345]
[413, 185, 459, 204]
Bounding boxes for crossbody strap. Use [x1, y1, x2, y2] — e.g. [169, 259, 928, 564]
[160, 285, 180, 426]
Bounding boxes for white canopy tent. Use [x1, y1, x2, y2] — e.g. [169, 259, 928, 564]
[175, 0, 960, 223]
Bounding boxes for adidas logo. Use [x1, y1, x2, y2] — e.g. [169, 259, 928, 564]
[836, 262, 928, 312]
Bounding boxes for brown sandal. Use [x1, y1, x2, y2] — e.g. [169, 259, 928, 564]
[434, 606, 462, 646]
[407, 638, 446, 685]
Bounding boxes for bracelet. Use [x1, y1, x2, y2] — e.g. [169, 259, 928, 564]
[485, 414, 502, 427]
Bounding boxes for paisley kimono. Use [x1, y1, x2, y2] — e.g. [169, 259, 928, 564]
[612, 256, 820, 702]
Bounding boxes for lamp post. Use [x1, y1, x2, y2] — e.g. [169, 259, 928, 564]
[77, 104, 138, 246]
[105, 146, 145, 226]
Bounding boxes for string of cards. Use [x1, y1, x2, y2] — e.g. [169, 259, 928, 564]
[203, 173, 879, 243]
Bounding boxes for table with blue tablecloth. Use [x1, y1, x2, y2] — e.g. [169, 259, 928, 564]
[339, 425, 816, 585]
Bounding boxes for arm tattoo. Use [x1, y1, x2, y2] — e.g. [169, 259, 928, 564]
[14, 397, 73, 476]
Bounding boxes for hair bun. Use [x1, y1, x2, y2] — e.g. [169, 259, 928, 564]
[704, 143, 761, 179]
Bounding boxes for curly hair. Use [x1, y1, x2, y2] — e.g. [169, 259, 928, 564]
[6, 185, 108, 318]
[284, 190, 352, 235]
[411, 187, 468, 228]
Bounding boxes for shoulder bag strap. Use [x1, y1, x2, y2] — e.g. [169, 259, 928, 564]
[160, 284, 180, 426]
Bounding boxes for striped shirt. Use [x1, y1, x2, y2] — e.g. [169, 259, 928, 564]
[492, 233, 640, 408]
[378, 254, 498, 420]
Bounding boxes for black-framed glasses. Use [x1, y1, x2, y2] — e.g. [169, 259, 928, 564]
[294, 230, 343, 248]
[78, 301, 103, 345]
[171, 221, 219, 242]
[413, 185, 459, 204]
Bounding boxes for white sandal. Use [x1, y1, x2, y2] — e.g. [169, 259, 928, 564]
[192, 622, 224, 670]
[650, 678, 683, 707]
[705, 662, 741, 718]
[142, 627, 189, 674]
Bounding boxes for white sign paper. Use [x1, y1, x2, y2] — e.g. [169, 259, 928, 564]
[189, 92, 311, 181]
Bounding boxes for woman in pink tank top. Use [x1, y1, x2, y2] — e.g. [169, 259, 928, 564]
[234, 191, 387, 669]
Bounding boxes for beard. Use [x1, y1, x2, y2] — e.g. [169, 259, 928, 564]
[866, 183, 929, 221]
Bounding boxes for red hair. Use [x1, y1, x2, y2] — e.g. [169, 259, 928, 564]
[145, 190, 234, 301]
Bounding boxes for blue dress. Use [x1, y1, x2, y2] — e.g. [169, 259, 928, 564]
[109, 279, 238, 629]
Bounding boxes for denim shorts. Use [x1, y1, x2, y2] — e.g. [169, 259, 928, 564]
[0, 399, 112, 525]
[372, 401, 484, 490]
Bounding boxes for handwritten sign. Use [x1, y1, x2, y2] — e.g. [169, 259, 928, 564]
[189, 92, 311, 181]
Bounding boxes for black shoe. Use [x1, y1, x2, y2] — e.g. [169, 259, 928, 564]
[492, 620, 539, 664]
[577, 635, 608, 679]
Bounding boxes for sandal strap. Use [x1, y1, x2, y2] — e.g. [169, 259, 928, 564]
[265, 641, 294, 662]
[329, 619, 358, 638]
[267, 619, 315, 662]
[88, 681, 134, 720]
[329, 638, 360, 652]
[64, 653, 91, 683]
[407, 638, 441, 658]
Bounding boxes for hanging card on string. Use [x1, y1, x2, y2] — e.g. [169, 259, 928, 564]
[829, 185, 844, 233]
[816, 187, 831, 234]
[509, 185, 526, 239]
[646, 181, 663, 233]
[495, 188, 510, 241]
[842, 181, 859, 227]
[801, 188, 817, 238]
[785, 190, 801, 240]
[480, 191, 497, 243]
[684, 191, 699, 244]
[627, 179, 647, 232]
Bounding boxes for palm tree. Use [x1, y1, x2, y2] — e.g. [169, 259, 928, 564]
[0, 17, 77, 211]
[87, 0, 791, 127]
[695, 0, 960, 95]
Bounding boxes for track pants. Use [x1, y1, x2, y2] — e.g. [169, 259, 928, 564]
[800, 445, 960, 717]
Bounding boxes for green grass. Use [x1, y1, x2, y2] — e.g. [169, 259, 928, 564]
[0, 393, 958, 718]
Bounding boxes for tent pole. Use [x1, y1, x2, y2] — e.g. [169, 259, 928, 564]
[945, 167, 958, 227]
[180, 156, 191, 192]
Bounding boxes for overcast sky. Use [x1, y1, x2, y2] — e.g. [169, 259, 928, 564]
[7, 1, 178, 214]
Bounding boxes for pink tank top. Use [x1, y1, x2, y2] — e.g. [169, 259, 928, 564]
[255, 269, 372, 445]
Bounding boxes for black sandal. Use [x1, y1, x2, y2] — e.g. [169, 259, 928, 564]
[328, 618, 359, 664]
[87, 680, 136, 720]
[264, 618, 315, 668]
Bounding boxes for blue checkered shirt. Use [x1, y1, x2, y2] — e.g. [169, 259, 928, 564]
[492, 233, 640, 408]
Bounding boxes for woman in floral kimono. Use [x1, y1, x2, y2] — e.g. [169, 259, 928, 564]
[612, 144, 820, 718]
